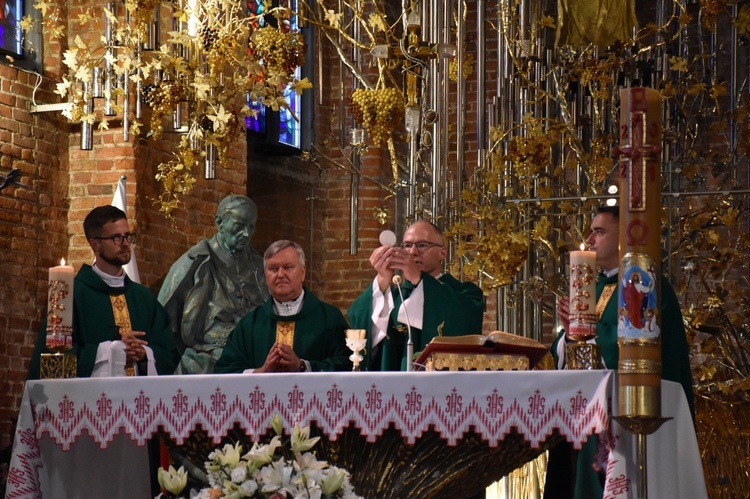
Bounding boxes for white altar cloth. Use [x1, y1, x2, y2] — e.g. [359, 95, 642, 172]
[5, 370, 704, 498]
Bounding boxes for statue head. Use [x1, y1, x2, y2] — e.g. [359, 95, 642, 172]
[215, 195, 258, 254]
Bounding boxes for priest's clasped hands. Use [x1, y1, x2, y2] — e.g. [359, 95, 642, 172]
[122, 331, 148, 363]
[257, 342, 303, 373]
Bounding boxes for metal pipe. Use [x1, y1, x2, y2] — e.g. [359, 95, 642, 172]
[144, 5, 159, 51]
[350, 151, 360, 255]
[81, 83, 93, 150]
[637, 434, 648, 499]
[104, 3, 116, 116]
[349, 0, 361, 255]
[476, 0, 486, 154]
[432, 0, 447, 224]
[92, 67, 103, 98]
[205, 143, 216, 179]
[454, 0, 466, 264]
[123, 67, 130, 142]
[729, 2, 739, 179]
[135, 51, 143, 120]
[173, 102, 183, 131]
[307, 190, 317, 287]
[338, 0, 346, 147]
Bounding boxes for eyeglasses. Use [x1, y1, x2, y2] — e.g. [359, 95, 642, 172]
[93, 232, 137, 246]
[401, 241, 443, 252]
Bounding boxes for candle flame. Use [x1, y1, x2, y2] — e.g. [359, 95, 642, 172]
[60, 258, 66, 266]
[580, 243, 586, 251]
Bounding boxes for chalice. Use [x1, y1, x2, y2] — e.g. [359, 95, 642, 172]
[345, 329, 367, 371]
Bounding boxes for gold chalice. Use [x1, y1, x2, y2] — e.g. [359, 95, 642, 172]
[345, 329, 367, 371]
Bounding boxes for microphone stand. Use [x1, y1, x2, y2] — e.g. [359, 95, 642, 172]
[392, 275, 414, 371]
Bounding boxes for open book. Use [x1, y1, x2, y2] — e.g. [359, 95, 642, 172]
[415, 331, 549, 370]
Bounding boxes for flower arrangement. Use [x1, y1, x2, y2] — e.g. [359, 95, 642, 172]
[156, 416, 362, 499]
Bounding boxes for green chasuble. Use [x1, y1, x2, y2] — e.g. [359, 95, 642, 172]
[347, 272, 485, 371]
[214, 287, 352, 373]
[29, 264, 180, 378]
[547, 272, 694, 499]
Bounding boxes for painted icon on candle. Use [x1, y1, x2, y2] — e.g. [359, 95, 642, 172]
[46, 258, 74, 351]
[618, 253, 660, 340]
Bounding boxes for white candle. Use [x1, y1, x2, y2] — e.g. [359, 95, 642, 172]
[568, 247, 597, 340]
[46, 258, 75, 351]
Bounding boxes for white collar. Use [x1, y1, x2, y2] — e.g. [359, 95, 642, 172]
[603, 267, 618, 277]
[92, 261, 126, 288]
[273, 289, 305, 316]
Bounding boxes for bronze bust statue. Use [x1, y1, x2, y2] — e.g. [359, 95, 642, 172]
[159, 195, 269, 373]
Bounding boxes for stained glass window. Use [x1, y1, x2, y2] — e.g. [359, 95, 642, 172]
[0, 0, 23, 57]
[246, 0, 304, 151]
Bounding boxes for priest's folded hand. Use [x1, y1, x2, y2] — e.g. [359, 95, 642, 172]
[276, 343, 302, 372]
[123, 331, 148, 362]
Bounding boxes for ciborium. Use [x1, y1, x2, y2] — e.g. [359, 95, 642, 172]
[345, 329, 367, 371]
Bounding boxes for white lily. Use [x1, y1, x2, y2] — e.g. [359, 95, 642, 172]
[291, 423, 320, 454]
[243, 435, 282, 466]
[257, 458, 294, 492]
[157, 465, 187, 496]
[295, 451, 328, 471]
[321, 467, 348, 495]
[217, 442, 243, 468]
[271, 413, 284, 435]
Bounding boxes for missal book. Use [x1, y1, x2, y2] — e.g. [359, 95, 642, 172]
[415, 331, 549, 371]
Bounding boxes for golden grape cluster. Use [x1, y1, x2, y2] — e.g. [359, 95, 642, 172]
[155, 136, 198, 216]
[143, 81, 186, 138]
[449, 52, 474, 81]
[350, 88, 405, 145]
[250, 27, 307, 77]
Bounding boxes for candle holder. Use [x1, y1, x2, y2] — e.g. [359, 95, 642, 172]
[565, 339, 602, 370]
[567, 309, 599, 369]
[40, 352, 77, 379]
[345, 329, 367, 371]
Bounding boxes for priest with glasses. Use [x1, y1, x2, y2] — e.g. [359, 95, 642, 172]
[348, 220, 485, 371]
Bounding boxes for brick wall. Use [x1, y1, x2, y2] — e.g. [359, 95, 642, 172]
[0, 61, 70, 446]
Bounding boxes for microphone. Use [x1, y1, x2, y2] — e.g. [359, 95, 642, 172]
[392, 274, 414, 372]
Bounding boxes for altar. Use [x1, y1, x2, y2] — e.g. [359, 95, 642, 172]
[6, 371, 705, 498]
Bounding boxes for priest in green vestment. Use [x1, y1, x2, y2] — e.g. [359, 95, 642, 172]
[347, 221, 485, 371]
[545, 206, 694, 499]
[29, 206, 179, 379]
[214, 240, 351, 373]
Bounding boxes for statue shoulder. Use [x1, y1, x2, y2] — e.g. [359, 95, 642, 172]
[158, 239, 212, 303]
